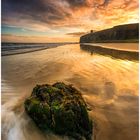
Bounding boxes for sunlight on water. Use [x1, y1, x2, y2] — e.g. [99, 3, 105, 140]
[1, 44, 139, 140]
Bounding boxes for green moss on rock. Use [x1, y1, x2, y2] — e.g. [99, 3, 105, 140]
[24, 82, 93, 140]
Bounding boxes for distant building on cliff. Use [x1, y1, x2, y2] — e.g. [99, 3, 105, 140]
[80, 23, 139, 43]
[90, 30, 93, 33]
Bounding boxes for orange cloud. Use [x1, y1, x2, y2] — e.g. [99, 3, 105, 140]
[1, 34, 79, 43]
[2, 0, 139, 42]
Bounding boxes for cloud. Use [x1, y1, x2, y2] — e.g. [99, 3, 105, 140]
[1, 33, 79, 43]
[66, 32, 88, 37]
[2, 0, 71, 25]
[2, 0, 139, 35]
[65, 0, 89, 7]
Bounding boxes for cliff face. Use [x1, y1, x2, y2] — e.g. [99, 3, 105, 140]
[80, 23, 139, 43]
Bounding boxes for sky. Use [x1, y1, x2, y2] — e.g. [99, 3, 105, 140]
[1, 0, 139, 43]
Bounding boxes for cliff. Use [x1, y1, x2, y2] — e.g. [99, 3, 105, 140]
[80, 23, 139, 43]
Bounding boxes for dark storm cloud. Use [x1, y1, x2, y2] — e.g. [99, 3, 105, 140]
[1, 0, 126, 26]
[101, 0, 111, 6]
[1, 0, 139, 33]
[64, 0, 111, 8]
[2, 0, 70, 24]
[65, 0, 88, 7]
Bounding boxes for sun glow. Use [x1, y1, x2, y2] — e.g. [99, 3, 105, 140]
[2, 0, 139, 42]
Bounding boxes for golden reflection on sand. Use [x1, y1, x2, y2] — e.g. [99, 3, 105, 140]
[2, 44, 139, 140]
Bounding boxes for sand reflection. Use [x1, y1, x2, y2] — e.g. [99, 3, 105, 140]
[2, 44, 139, 140]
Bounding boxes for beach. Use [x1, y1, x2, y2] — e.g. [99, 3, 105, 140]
[2, 43, 139, 140]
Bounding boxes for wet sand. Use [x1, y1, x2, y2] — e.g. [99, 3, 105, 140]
[2, 44, 139, 140]
[83, 43, 139, 52]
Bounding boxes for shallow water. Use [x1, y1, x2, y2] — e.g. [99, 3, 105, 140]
[2, 44, 139, 140]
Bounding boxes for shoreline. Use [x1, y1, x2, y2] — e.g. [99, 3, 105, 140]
[2, 42, 139, 57]
[80, 43, 139, 61]
[2, 44, 138, 140]
[1, 44, 67, 56]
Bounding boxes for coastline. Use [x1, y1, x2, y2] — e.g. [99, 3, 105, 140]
[2, 44, 139, 140]
[1, 43, 70, 56]
[2, 42, 139, 57]
[80, 43, 139, 61]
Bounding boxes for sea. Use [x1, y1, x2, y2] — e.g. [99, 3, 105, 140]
[1, 42, 139, 140]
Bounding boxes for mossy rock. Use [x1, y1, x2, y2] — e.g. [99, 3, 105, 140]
[24, 82, 93, 140]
